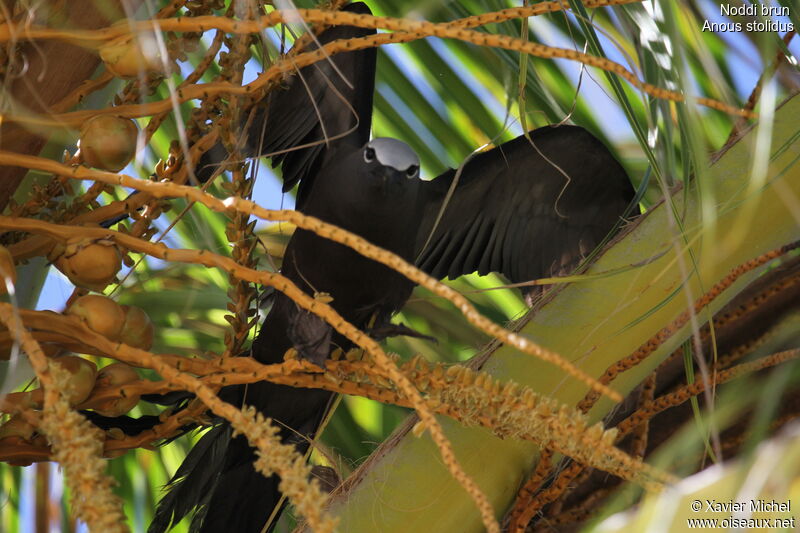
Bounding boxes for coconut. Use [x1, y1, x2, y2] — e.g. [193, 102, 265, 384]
[0, 417, 41, 466]
[92, 362, 141, 417]
[99, 33, 162, 79]
[52, 355, 98, 406]
[95, 362, 138, 388]
[79, 115, 139, 172]
[119, 305, 155, 350]
[66, 294, 126, 341]
[2, 355, 97, 409]
[0, 415, 36, 442]
[51, 238, 122, 291]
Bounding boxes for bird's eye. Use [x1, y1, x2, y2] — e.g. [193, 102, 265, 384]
[364, 147, 376, 163]
[406, 165, 419, 178]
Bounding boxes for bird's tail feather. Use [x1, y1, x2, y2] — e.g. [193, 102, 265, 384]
[195, 435, 286, 533]
[148, 424, 232, 533]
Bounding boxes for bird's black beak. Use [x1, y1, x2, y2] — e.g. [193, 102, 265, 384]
[386, 168, 407, 183]
[375, 167, 407, 192]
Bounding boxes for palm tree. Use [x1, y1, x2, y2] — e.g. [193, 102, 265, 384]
[0, 1, 798, 532]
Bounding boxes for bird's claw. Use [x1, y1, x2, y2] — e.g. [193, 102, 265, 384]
[365, 322, 438, 343]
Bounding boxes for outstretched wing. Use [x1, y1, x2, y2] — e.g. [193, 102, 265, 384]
[415, 125, 634, 290]
[106, 4, 375, 227]
[201, 1, 376, 208]
[259, 2, 375, 199]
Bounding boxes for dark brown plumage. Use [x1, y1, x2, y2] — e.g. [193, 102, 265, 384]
[98, 3, 635, 532]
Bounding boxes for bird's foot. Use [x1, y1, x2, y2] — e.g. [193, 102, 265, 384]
[289, 308, 333, 367]
[365, 322, 437, 343]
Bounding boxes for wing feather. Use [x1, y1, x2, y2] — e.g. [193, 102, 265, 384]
[464, 217, 493, 272]
[415, 125, 634, 292]
[449, 214, 484, 277]
[195, 2, 376, 209]
[477, 223, 499, 275]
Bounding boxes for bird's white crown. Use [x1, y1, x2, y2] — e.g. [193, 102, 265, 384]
[366, 137, 419, 173]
